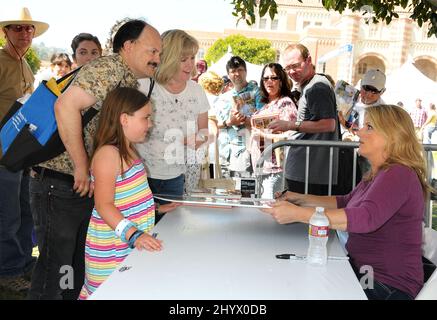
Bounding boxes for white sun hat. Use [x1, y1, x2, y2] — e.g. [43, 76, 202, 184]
[0, 7, 49, 39]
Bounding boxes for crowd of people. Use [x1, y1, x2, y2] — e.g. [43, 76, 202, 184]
[0, 7, 435, 300]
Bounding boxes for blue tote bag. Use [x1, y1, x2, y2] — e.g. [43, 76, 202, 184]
[0, 81, 58, 153]
[0, 67, 98, 172]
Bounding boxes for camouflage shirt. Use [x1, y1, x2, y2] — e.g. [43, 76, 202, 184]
[40, 54, 138, 175]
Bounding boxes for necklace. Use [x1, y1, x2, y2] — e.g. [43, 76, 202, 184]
[6, 42, 32, 94]
[164, 81, 186, 104]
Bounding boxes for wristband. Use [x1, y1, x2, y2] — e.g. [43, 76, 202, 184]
[115, 219, 132, 238]
[155, 202, 160, 214]
[128, 230, 144, 249]
[120, 221, 136, 243]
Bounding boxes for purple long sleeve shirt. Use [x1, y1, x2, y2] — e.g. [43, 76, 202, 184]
[336, 164, 424, 297]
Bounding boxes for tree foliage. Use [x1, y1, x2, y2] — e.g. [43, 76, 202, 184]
[204, 34, 276, 66]
[0, 38, 41, 73]
[229, 0, 437, 37]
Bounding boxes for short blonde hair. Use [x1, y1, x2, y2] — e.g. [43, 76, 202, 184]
[283, 43, 310, 60]
[198, 71, 224, 95]
[365, 104, 431, 194]
[155, 29, 199, 85]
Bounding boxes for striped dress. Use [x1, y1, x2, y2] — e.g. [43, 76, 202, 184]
[79, 160, 155, 300]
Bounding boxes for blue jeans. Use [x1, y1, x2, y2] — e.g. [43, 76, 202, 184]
[0, 168, 34, 278]
[350, 260, 413, 300]
[364, 279, 414, 300]
[27, 171, 93, 300]
[148, 175, 184, 224]
[425, 125, 437, 144]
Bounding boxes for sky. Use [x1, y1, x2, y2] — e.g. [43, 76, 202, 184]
[4, 0, 237, 50]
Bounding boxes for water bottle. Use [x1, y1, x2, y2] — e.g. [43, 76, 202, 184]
[307, 207, 329, 266]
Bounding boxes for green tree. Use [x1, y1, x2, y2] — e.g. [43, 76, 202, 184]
[229, 0, 437, 37]
[204, 34, 276, 66]
[0, 38, 41, 73]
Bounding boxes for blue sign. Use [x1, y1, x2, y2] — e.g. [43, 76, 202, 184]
[317, 44, 353, 64]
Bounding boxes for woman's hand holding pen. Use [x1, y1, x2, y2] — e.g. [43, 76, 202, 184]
[262, 200, 302, 225]
[274, 190, 289, 201]
[274, 190, 304, 205]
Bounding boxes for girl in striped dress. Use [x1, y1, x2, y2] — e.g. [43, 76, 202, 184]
[79, 87, 179, 299]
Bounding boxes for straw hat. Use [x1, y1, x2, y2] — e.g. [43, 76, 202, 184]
[0, 7, 49, 39]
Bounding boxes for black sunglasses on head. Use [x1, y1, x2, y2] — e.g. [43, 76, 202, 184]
[361, 85, 381, 94]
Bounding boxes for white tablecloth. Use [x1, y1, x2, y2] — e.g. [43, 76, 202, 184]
[90, 205, 366, 300]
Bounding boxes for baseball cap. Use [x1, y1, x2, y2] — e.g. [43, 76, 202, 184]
[361, 69, 386, 92]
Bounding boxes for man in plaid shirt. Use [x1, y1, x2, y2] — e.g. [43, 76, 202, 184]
[409, 98, 427, 141]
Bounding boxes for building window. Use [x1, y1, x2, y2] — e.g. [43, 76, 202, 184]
[259, 18, 267, 29]
[303, 21, 310, 29]
[369, 23, 379, 38]
[315, 22, 322, 27]
[271, 19, 279, 30]
[197, 48, 205, 60]
[358, 62, 367, 75]
[423, 25, 430, 40]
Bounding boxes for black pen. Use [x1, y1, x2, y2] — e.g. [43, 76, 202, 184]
[276, 253, 349, 260]
[275, 189, 288, 199]
[152, 232, 158, 239]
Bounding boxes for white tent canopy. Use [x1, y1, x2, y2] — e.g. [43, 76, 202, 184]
[208, 46, 264, 83]
[382, 59, 437, 111]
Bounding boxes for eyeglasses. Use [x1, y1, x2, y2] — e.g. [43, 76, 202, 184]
[262, 76, 280, 82]
[284, 60, 305, 72]
[6, 24, 35, 33]
[361, 85, 381, 94]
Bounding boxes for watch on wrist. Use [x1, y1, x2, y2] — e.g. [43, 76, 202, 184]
[197, 132, 207, 142]
[295, 120, 302, 131]
[222, 120, 229, 128]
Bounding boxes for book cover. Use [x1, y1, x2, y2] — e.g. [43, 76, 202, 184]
[251, 113, 280, 130]
[154, 194, 273, 209]
[189, 188, 242, 200]
[233, 92, 257, 117]
[334, 80, 360, 115]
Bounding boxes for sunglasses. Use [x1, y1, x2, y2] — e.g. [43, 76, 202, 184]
[262, 76, 280, 81]
[6, 24, 35, 33]
[361, 85, 381, 94]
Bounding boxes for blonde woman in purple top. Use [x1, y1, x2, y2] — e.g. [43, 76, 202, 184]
[263, 104, 431, 299]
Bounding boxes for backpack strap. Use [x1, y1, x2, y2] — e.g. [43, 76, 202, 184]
[82, 77, 155, 127]
[57, 66, 83, 93]
[82, 107, 98, 128]
[56, 66, 83, 84]
[147, 78, 155, 99]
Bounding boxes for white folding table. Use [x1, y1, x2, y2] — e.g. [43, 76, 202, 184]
[90, 205, 367, 300]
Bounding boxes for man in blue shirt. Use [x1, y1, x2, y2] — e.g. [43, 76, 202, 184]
[214, 56, 264, 177]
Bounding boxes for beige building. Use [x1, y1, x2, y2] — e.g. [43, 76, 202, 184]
[188, 0, 437, 85]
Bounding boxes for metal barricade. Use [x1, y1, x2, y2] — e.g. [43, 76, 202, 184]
[255, 139, 437, 228]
